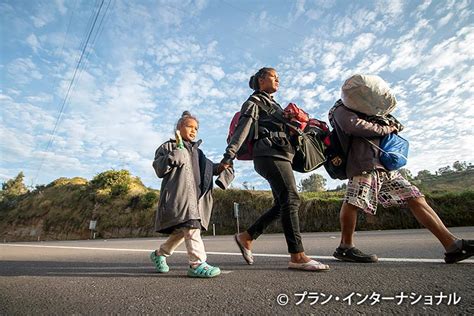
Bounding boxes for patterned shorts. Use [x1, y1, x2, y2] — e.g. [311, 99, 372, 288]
[343, 170, 424, 215]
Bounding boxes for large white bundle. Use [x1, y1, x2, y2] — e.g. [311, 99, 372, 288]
[341, 74, 397, 116]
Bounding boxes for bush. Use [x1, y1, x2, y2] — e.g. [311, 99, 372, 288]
[91, 170, 131, 195]
[111, 183, 130, 196]
[140, 191, 158, 209]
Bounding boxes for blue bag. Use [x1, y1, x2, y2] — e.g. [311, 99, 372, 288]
[378, 133, 409, 171]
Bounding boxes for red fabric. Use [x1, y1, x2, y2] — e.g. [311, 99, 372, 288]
[284, 103, 309, 131]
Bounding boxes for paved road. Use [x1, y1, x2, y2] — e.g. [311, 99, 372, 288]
[1, 227, 473, 314]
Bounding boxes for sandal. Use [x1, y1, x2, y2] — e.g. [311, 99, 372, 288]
[234, 234, 254, 265]
[445, 239, 474, 264]
[150, 251, 169, 273]
[288, 260, 330, 271]
[187, 262, 221, 278]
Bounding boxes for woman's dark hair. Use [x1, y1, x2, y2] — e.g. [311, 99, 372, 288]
[176, 111, 198, 130]
[249, 67, 276, 90]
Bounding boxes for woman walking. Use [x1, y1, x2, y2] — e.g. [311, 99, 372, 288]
[220, 67, 329, 271]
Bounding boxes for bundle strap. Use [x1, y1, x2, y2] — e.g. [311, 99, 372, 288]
[363, 137, 408, 160]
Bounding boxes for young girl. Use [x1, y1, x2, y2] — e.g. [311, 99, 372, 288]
[150, 111, 229, 278]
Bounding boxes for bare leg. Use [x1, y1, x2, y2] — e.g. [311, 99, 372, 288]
[339, 202, 360, 247]
[236, 231, 253, 250]
[407, 197, 457, 250]
[290, 252, 312, 263]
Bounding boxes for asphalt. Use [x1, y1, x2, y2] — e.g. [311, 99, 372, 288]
[0, 227, 473, 314]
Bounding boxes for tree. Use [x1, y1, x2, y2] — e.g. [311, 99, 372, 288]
[437, 165, 453, 175]
[335, 183, 347, 191]
[452, 161, 468, 172]
[1, 171, 28, 198]
[398, 168, 413, 180]
[299, 174, 327, 192]
[415, 169, 432, 180]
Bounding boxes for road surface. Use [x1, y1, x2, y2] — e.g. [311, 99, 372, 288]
[1, 227, 473, 314]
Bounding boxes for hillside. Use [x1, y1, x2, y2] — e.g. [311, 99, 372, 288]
[0, 169, 473, 241]
[413, 169, 474, 194]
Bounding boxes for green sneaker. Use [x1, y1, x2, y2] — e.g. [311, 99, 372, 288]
[187, 262, 221, 278]
[150, 251, 169, 273]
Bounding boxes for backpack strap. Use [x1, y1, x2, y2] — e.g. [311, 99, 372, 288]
[246, 95, 260, 141]
[328, 100, 353, 156]
[249, 93, 304, 137]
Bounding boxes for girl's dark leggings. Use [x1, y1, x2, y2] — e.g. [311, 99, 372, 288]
[247, 156, 304, 254]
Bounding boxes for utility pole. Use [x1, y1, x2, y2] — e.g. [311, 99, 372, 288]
[233, 202, 240, 234]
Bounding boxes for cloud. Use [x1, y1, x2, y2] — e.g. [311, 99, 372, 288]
[290, 0, 306, 21]
[355, 53, 390, 74]
[150, 0, 209, 28]
[25, 93, 53, 104]
[201, 64, 225, 81]
[7, 57, 43, 84]
[150, 37, 220, 67]
[347, 33, 376, 60]
[26, 34, 41, 53]
[332, 8, 379, 37]
[55, 0, 67, 15]
[387, 18, 434, 71]
[422, 26, 474, 73]
[0, 125, 35, 163]
[2, 0, 473, 190]
[30, 2, 57, 28]
[437, 12, 453, 28]
[332, 16, 355, 37]
[389, 38, 428, 71]
[415, 0, 432, 13]
[376, 0, 404, 19]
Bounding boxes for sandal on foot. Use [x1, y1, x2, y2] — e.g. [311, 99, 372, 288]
[187, 262, 221, 278]
[234, 234, 254, 265]
[150, 251, 169, 273]
[288, 260, 330, 271]
[445, 239, 474, 264]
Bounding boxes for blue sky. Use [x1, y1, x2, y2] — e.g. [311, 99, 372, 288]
[1, 0, 473, 190]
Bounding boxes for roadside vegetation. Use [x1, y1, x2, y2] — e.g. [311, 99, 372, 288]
[0, 161, 472, 241]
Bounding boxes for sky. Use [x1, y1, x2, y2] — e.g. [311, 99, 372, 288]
[1, 0, 473, 191]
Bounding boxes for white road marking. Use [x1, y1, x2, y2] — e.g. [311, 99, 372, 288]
[46, 272, 156, 276]
[1, 243, 473, 264]
[45, 270, 234, 276]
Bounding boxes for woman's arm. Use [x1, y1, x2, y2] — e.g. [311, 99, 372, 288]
[335, 107, 397, 138]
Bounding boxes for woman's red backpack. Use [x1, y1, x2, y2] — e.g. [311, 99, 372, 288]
[227, 111, 255, 160]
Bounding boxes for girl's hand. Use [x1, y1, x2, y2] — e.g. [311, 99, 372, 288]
[217, 163, 232, 174]
[168, 149, 187, 167]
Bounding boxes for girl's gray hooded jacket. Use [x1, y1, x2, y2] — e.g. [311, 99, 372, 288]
[152, 139, 227, 234]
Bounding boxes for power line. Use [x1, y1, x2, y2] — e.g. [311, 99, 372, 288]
[74, 0, 113, 89]
[28, 0, 79, 189]
[33, 0, 106, 185]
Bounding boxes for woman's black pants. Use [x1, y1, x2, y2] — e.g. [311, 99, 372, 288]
[247, 156, 304, 254]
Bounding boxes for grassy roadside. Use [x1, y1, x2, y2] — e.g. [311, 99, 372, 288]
[1, 176, 472, 241]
